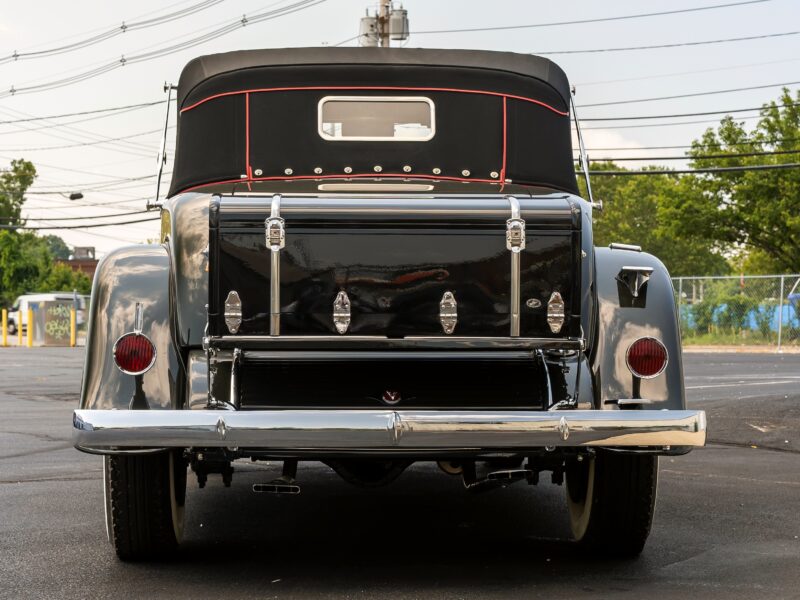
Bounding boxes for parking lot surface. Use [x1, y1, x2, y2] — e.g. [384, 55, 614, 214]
[1, 348, 798, 599]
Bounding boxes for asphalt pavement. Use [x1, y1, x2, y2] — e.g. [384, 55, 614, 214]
[1, 348, 798, 599]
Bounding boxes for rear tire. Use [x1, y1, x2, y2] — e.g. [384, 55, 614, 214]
[104, 450, 187, 561]
[566, 452, 658, 557]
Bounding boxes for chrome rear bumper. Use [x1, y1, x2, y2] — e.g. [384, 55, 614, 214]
[73, 409, 706, 454]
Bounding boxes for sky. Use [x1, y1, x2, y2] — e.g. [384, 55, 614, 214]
[0, 0, 798, 254]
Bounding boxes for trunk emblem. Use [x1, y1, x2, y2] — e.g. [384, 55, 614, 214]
[547, 291, 566, 334]
[223, 290, 243, 334]
[333, 290, 351, 334]
[381, 390, 402, 405]
[439, 291, 458, 335]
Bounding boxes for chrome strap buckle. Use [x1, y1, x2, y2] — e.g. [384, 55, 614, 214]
[333, 290, 352, 335]
[439, 291, 458, 335]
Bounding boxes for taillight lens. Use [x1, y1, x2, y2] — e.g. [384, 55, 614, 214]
[113, 333, 156, 375]
[626, 337, 668, 379]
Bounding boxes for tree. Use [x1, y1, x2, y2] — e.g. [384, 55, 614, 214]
[668, 89, 800, 273]
[583, 163, 730, 276]
[42, 235, 72, 260]
[0, 159, 37, 226]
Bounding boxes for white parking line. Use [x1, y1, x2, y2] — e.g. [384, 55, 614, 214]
[686, 380, 799, 390]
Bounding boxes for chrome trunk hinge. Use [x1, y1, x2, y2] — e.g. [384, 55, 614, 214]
[333, 290, 351, 334]
[223, 290, 242, 334]
[506, 196, 525, 337]
[439, 291, 458, 335]
[265, 194, 285, 336]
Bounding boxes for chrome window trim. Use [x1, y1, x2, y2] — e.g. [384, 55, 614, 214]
[317, 95, 436, 142]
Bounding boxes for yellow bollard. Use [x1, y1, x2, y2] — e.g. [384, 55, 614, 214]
[26, 308, 33, 348]
[1, 308, 6, 347]
[70, 308, 77, 348]
[18, 313, 23, 345]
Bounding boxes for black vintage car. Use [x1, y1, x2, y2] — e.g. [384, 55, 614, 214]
[73, 48, 706, 560]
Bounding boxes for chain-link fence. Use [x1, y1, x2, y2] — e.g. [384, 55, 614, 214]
[672, 274, 800, 350]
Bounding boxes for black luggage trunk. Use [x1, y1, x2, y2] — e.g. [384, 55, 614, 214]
[208, 195, 581, 339]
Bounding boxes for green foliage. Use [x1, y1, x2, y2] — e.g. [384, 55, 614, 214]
[0, 159, 37, 227]
[668, 89, 800, 273]
[42, 235, 72, 260]
[581, 163, 730, 276]
[0, 231, 90, 306]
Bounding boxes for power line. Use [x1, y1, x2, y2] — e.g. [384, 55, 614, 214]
[0, 127, 169, 152]
[582, 115, 763, 130]
[0, 209, 148, 223]
[412, 0, 772, 35]
[0, 216, 160, 230]
[533, 30, 799, 56]
[575, 149, 800, 162]
[581, 137, 800, 152]
[0, 0, 226, 65]
[578, 81, 800, 108]
[585, 163, 800, 176]
[0, 100, 169, 125]
[580, 102, 800, 121]
[0, 0, 327, 99]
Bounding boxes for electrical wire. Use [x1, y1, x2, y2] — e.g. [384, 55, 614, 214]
[585, 163, 800, 176]
[0, 0, 226, 65]
[580, 102, 800, 121]
[412, 0, 773, 35]
[0, 99, 170, 125]
[0, 216, 160, 230]
[533, 30, 799, 56]
[1, 0, 327, 99]
[573, 149, 800, 162]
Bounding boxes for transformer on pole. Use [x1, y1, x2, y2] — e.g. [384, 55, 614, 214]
[359, 1, 409, 47]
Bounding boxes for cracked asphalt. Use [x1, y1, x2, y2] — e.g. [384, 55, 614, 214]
[1, 348, 798, 599]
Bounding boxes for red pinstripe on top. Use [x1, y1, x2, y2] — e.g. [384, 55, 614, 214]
[500, 96, 508, 183]
[180, 85, 569, 116]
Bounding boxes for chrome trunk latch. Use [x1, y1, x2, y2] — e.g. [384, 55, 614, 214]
[617, 266, 654, 298]
[333, 290, 351, 334]
[506, 217, 526, 252]
[265, 217, 285, 250]
[547, 291, 566, 334]
[439, 291, 458, 335]
[223, 290, 243, 334]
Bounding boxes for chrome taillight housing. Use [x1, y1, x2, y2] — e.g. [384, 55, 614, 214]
[113, 333, 156, 375]
[626, 337, 668, 379]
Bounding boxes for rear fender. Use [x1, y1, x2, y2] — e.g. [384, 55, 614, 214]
[80, 245, 183, 410]
[590, 247, 685, 410]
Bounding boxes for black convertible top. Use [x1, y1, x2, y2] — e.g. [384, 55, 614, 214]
[177, 47, 572, 109]
[168, 48, 578, 196]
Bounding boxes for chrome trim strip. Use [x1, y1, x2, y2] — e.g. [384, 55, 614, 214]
[266, 194, 284, 336]
[506, 196, 525, 337]
[73, 409, 707, 452]
[208, 335, 586, 351]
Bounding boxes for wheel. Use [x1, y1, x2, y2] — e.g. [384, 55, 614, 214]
[104, 450, 187, 560]
[7, 321, 16, 335]
[566, 452, 658, 557]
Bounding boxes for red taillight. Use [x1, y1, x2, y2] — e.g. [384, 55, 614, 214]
[113, 333, 156, 375]
[626, 337, 668, 379]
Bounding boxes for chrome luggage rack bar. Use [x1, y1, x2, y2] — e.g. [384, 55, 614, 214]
[206, 335, 586, 352]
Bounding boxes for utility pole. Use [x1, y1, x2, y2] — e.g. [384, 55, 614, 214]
[359, 2, 408, 47]
[378, 0, 390, 47]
